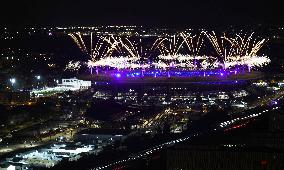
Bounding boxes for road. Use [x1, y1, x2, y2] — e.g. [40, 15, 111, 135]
[92, 95, 283, 170]
[0, 127, 83, 156]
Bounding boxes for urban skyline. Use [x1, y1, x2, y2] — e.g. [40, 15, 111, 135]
[0, 1, 284, 170]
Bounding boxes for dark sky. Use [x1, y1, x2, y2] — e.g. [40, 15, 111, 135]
[1, 0, 283, 27]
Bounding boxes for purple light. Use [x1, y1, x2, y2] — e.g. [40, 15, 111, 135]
[115, 73, 121, 78]
[106, 68, 244, 79]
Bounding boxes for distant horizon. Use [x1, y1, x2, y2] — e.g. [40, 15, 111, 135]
[0, 23, 283, 29]
[1, 0, 283, 27]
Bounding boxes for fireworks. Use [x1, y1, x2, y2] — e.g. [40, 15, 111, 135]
[68, 32, 116, 62]
[156, 35, 184, 57]
[89, 56, 140, 69]
[181, 32, 204, 56]
[68, 30, 270, 74]
[65, 61, 81, 71]
[202, 31, 270, 69]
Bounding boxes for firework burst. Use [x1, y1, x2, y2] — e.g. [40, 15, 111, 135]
[68, 30, 270, 73]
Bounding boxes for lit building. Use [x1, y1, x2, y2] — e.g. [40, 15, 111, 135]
[57, 78, 91, 91]
[1, 143, 96, 169]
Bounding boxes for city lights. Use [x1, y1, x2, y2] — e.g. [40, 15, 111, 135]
[0, 22, 283, 170]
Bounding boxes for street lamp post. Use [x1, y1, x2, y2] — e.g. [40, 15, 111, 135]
[35, 75, 41, 89]
[9, 78, 16, 90]
[10, 78, 16, 85]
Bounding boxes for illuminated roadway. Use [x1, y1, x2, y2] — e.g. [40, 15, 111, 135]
[92, 96, 283, 170]
[0, 127, 81, 156]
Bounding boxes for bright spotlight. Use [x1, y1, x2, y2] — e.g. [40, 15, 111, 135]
[10, 78, 16, 84]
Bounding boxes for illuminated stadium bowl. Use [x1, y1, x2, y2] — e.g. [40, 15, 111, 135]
[67, 31, 270, 81]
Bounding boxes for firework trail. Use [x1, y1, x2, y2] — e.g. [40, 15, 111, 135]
[71, 33, 132, 60]
[223, 32, 268, 57]
[68, 30, 269, 71]
[180, 32, 204, 56]
[119, 37, 164, 60]
[157, 35, 185, 57]
[69, 32, 88, 54]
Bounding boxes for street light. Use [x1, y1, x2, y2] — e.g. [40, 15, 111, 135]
[35, 75, 41, 89]
[10, 78, 16, 85]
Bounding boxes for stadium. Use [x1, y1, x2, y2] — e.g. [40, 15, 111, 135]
[67, 31, 270, 83]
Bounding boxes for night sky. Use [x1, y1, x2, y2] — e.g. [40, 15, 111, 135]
[0, 0, 283, 27]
